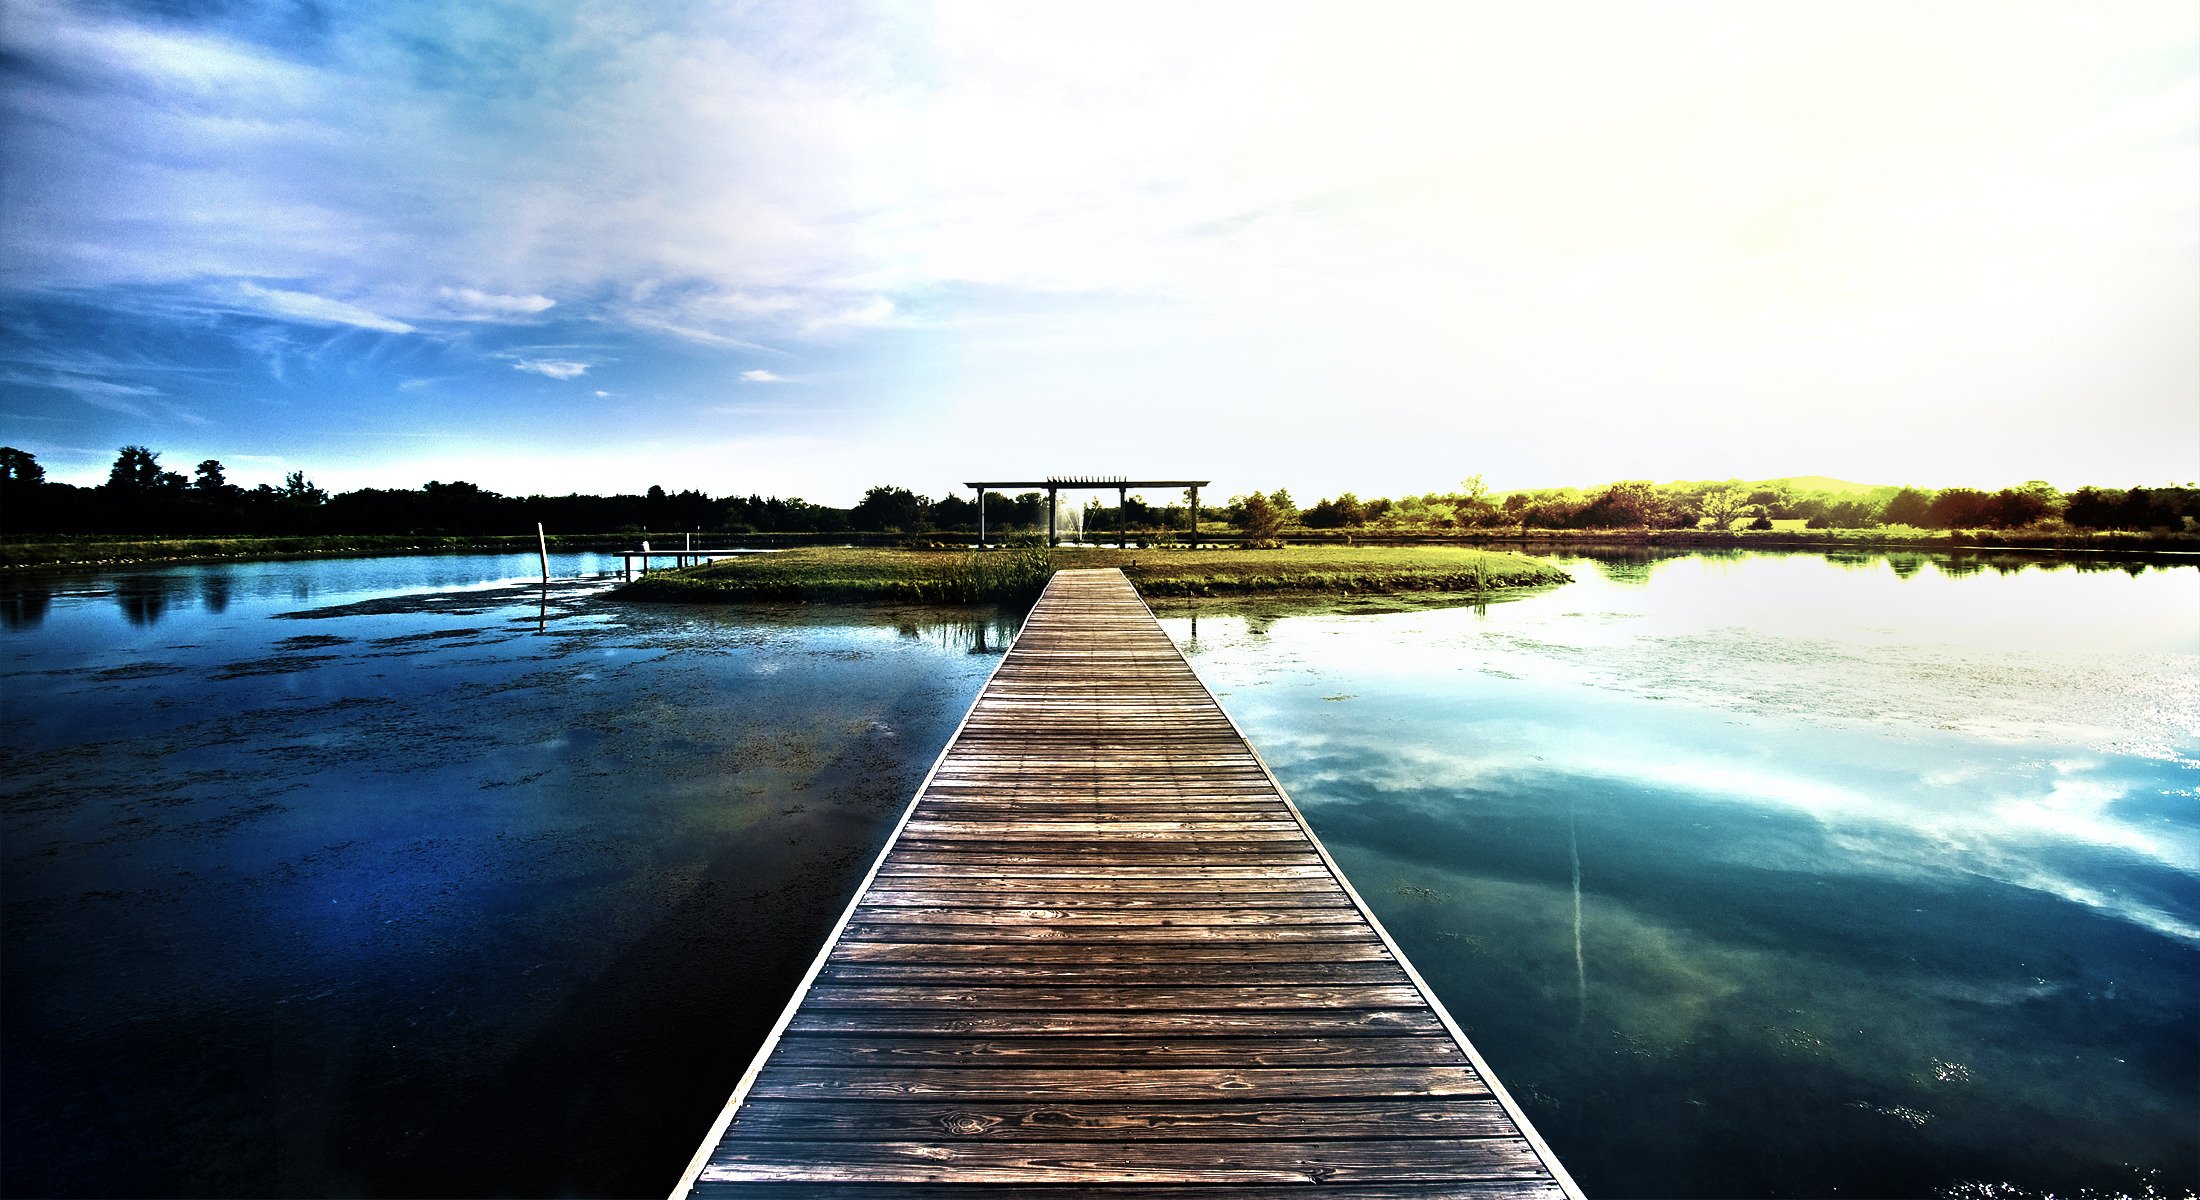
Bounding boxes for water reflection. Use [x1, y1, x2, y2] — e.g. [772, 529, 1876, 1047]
[1164, 549, 2198, 1199]
[895, 614, 1019, 655]
[0, 587, 48, 631]
[114, 580, 171, 625]
[1, 556, 1017, 1198]
[199, 571, 231, 614]
[1587, 557, 1652, 584]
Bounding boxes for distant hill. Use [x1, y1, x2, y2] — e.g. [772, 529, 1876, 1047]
[1759, 475, 1890, 496]
[1654, 475, 1892, 496]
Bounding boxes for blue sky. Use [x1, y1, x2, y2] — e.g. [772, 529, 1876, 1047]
[3, 0, 2195, 504]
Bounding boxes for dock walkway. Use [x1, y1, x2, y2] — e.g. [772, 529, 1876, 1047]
[676, 568, 1579, 1198]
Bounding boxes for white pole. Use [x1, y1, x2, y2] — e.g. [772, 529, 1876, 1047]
[536, 522, 550, 582]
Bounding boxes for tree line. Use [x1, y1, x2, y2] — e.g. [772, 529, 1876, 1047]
[2, 446, 2192, 539]
[0, 446, 1083, 538]
[1278, 475, 2198, 535]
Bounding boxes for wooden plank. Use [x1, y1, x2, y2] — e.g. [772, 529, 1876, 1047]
[797, 984, 1429, 1011]
[820, 961, 1409, 986]
[855, 891, 1356, 910]
[827, 941, 1398, 965]
[697, 1139, 1552, 1184]
[744, 1065, 1491, 1102]
[674, 569, 1576, 1199]
[696, 1185, 1565, 1200]
[848, 906, 1367, 926]
[836, 922, 1386, 944]
[763, 1036, 1461, 1068]
[779, 1012, 1454, 1041]
[726, 1097, 1510, 1139]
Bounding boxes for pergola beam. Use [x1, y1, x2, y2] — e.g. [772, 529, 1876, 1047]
[966, 479, 1211, 548]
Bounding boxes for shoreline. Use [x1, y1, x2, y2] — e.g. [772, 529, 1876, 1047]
[3, 526, 2192, 574]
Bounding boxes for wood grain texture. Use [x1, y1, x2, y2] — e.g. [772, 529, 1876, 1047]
[677, 569, 1570, 1198]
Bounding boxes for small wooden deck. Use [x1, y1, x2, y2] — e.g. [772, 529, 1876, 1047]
[675, 569, 1579, 1198]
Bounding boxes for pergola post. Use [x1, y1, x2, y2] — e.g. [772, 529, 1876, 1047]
[963, 478, 1208, 549]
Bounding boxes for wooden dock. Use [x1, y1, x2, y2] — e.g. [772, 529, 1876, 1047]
[674, 568, 1579, 1198]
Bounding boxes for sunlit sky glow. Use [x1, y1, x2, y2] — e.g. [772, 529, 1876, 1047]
[2, 1, 2194, 503]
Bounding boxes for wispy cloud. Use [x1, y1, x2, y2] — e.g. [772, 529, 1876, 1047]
[437, 288, 556, 320]
[232, 283, 416, 334]
[512, 359, 589, 380]
[738, 369, 789, 383]
[0, 368, 159, 417]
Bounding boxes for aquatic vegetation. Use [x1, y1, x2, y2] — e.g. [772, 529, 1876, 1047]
[622, 544, 1571, 603]
[623, 543, 1057, 603]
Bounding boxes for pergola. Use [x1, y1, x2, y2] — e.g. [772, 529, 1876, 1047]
[963, 475, 1212, 547]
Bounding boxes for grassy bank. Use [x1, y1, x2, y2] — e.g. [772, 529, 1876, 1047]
[620, 544, 1058, 603]
[622, 545, 1571, 604]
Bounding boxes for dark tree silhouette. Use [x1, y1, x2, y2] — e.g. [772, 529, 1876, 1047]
[1, 446, 45, 486]
[105, 446, 164, 492]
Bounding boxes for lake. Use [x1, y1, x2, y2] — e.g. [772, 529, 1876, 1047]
[0, 554, 1018, 1197]
[1160, 549, 2198, 1199]
[2, 548, 2193, 1198]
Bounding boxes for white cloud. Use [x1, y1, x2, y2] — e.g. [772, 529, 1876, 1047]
[738, 369, 789, 383]
[3, 0, 2192, 491]
[512, 359, 590, 380]
[0, 369, 160, 417]
[437, 287, 556, 320]
[231, 283, 416, 334]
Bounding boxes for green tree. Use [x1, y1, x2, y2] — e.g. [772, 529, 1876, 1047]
[850, 485, 930, 532]
[1454, 474, 1497, 526]
[1584, 480, 1669, 527]
[1234, 492, 1283, 544]
[1302, 493, 1366, 528]
[1697, 485, 1750, 529]
[105, 445, 164, 491]
[1879, 487, 1934, 526]
[192, 459, 229, 492]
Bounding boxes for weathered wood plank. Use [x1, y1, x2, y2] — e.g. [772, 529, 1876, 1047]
[855, 889, 1353, 909]
[848, 906, 1367, 927]
[827, 940, 1398, 965]
[675, 568, 1573, 1199]
[836, 922, 1386, 944]
[726, 1096, 1509, 1139]
[698, 1138, 1551, 1184]
[820, 961, 1408, 986]
[745, 1065, 1491, 1102]
[696, 1183, 1566, 1200]
[798, 984, 1430, 1011]
[764, 1035, 1460, 1068]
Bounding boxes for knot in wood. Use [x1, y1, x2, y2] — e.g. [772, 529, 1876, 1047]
[940, 1112, 1002, 1136]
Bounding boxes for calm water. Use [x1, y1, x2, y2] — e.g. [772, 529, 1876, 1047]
[0, 554, 1017, 1197]
[1159, 551, 2199, 1199]
[3, 551, 2193, 1199]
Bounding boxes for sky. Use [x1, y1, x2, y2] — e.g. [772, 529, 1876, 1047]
[1, 0, 2195, 505]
